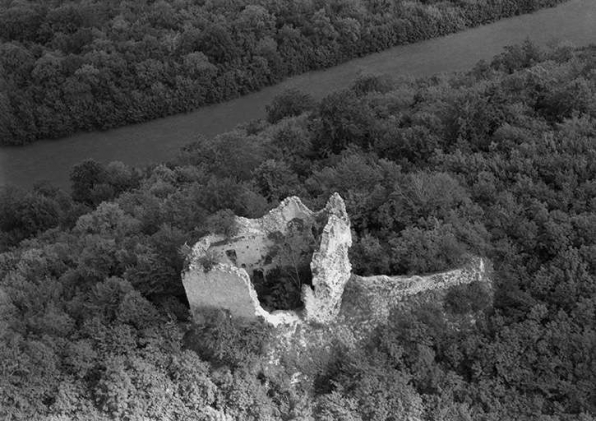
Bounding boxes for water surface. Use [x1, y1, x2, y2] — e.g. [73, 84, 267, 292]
[1, 0, 595, 189]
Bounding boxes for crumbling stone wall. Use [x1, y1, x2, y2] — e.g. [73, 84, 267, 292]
[182, 193, 493, 382]
[263, 257, 491, 372]
[337, 257, 489, 341]
[181, 193, 352, 325]
[303, 193, 352, 323]
[182, 251, 265, 321]
[182, 193, 491, 332]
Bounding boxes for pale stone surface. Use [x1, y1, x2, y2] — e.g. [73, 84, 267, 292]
[303, 194, 352, 323]
[182, 262, 264, 321]
[199, 196, 315, 280]
[182, 194, 351, 323]
[337, 257, 490, 341]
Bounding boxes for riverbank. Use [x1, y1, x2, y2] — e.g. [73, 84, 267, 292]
[1, 0, 595, 189]
[0, 0, 568, 145]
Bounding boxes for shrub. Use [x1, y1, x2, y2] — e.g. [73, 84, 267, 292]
[205, 209, 238, 238]
[266, 89, 316, 123]
[184, 309, 272, 368]
[444, 280, 492, 314]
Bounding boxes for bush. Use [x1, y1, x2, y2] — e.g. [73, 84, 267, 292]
[444, 281, 492, 314]
[205, 209, 238, 238]
[184, 309, 272, 368]
[266, 89, 316, 124]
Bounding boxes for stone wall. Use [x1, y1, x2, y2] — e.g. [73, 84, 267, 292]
[182, 193, 491, 339]
[182, 193, 493, 380]
[181, 193, 352, 325]
[263, 257, 491, 369]
[183, 258, 264, 321]
[302, 193, 352, 323]
[337, 257, 489, 341]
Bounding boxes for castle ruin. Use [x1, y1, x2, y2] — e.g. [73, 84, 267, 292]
[182, 194, 491, 342]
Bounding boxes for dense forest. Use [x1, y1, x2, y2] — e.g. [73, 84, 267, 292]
[3, 41, 596, 419]
[0, 0, 568, 145]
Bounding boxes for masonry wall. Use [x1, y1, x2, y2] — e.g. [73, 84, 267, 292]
[182, 194, 491, 335]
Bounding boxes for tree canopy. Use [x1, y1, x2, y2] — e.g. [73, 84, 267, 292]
[0, 0, 568, 145]
[2, 42, 596, 419]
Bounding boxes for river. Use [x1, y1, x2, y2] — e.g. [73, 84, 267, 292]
[1, 0, 595, 190]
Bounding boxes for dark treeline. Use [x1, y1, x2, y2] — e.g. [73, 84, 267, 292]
[0, 0, 567, 145]
[3, 42, 596, 419]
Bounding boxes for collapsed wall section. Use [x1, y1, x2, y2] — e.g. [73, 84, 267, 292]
[182, 192, 490, 338]
[265, 257, 491, 375]
[181, 194, 352, 325]
[183, 257, 263, 321]
[337, 257, 490, 340]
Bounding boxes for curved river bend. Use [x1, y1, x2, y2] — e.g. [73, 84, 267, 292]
[1, 0, 595, 189]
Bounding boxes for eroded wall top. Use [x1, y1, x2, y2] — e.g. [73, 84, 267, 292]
[181, 194, 352, 324]
[182, 193, 490, 333]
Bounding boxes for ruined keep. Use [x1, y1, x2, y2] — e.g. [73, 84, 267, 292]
[182, 193, 491, 337]
[182, 193, 352, 325]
